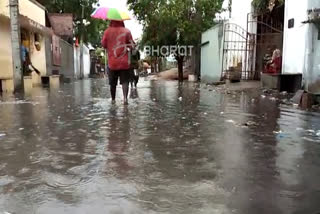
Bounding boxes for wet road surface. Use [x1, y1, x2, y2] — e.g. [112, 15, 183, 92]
[0, 79, 320, 214]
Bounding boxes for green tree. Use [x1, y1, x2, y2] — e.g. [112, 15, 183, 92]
[128, 0, 224, 81]
[251, 0, 284, 13]
[37, 0, 108, 46]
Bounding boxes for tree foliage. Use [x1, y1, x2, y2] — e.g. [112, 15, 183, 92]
[129, 0, 223, 47]
[251, 0, 284, 13]
[37, 0, 108, 46]
[128, 0, 224, 81]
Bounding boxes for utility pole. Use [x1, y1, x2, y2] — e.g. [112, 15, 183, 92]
[9, 0, 23, 91]
[79, 4, 85, 79]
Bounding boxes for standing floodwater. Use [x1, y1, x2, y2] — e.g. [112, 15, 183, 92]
[0, 79, 320, 214]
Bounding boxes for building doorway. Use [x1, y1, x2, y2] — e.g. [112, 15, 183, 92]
[248, 3, 285, 79]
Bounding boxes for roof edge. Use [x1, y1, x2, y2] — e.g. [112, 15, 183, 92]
[29, 0, 46, 11]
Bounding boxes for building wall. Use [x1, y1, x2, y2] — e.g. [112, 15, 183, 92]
[45, 37, 60, 76]
[83, 45, 90, 78]
[283, 0, 320, 94]
[74, 46, 80, 79]
[29, 31, 47, 85]
[0, 0, 9, 16]
[0, 0, 47, 86]
[60, 39, 75, 79]
[305, 0, 320, 94]
[282, 0, 308, 76]
[201, 24, 224, 83]
[74, 45, 91, 79]
[0, 0, 45, 25]
[0, 18, 13, 79]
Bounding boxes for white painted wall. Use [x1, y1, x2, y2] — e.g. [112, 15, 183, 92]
[74, 46, 80, 79]
[282, 0, 320, 94]
[306, 0, 320, 94]
[201, 24, 224, 83]
[83, 45, 90, 78]
[282, 0, 308, 75]
[74, 45, 91, 79]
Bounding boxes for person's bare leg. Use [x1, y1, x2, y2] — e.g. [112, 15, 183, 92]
[122, 83, 129, 105]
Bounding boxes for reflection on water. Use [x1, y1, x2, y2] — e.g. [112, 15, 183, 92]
[0, 79, 320, 214]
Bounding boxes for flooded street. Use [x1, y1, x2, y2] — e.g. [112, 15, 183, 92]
[0, 79, 320, 214]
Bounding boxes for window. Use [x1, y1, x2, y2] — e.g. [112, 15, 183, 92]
[288, 18, 295, 29]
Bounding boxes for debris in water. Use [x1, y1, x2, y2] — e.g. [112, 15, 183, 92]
[178, 97, 183, 102]
[270, 97, 277, 101]
[280, 91, 288, 95]
[226, 119, 236, 124]
[78, 129, 87, 133]
[316, 131, 320, 137]
[261, 95, 266, 99]
[232, 186, 237, 193]
[19, 128, 24, 131]
[220, 112, 224, 115]
[273, 130, 283, 134]
[0, 133, 6, 138]
[263, 89, 272, 94]
[303, 137, 320, 142]
[243, 121, 257, 127]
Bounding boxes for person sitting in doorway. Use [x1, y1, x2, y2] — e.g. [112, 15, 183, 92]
[265, 49, 282, 74]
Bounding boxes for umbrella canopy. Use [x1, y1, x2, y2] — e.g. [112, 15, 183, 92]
[91, 7, 131, 21]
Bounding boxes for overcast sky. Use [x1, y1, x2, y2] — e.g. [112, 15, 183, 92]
[99, 0, 143, 40]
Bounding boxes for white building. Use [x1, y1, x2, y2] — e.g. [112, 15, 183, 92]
[282, 0, 320, 94]
[201, 0, 257, 83]
[201, 0, 320, 95]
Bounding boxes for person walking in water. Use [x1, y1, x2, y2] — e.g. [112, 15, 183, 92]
[102, 20, 134, 105]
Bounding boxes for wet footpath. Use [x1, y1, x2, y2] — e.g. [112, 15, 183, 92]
[0, 79, 320, 214]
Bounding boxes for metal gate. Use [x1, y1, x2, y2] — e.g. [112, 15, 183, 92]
[221, 23, 256, 81]
[222, 7, 284, 81]
[247, 11, 284, 77]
